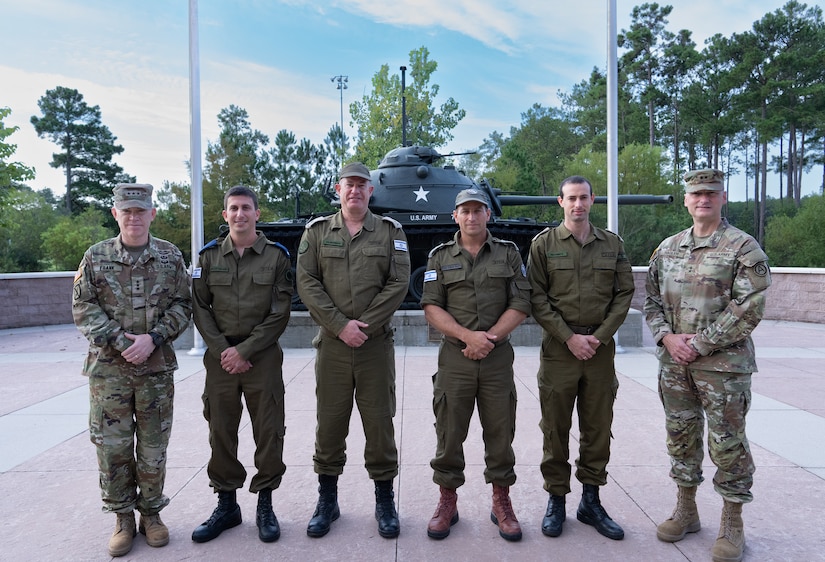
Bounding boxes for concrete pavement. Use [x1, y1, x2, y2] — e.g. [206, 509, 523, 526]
[1, 319, 824, 561]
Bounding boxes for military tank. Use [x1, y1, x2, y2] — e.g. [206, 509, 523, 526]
[254, 144, 672, 309]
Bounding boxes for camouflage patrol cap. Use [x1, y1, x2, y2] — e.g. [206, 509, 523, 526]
[684, 169, 724, 193]
[113, 183, 154, 209]
[455, 188, 489, 208]
[339, 162, 372, 181]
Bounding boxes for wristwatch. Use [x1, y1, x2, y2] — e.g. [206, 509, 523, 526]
[149, 332, 164, 348]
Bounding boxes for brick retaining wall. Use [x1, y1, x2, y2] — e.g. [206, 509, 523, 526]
[2, 268, 823, 332]
[630, 267, 825, 324]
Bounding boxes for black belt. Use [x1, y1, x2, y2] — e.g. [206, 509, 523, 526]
[568, 325, 599, 335]
[225, 335, 248, 346]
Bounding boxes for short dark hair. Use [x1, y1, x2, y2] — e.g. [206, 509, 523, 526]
[224, 185, 259, 210]
[559, 176, 593, 197]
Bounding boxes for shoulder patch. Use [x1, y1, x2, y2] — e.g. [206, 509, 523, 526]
[305, 215, 332, 229]
[199, 238, 220, 254]
[381, 215, 403, 229]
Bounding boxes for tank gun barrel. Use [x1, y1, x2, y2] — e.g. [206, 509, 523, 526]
[498, 194, 673, 206]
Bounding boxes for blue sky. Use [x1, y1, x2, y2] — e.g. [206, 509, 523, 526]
[1, 0, 808, 202]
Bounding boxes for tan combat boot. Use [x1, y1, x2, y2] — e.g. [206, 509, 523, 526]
[711, 500, 745, 562]
[108, 511, 136, 557]
[139, 513, 170, 547]
[427, 486, 458, 539]
[657, 485, 701, 542]
[490, 483, 522, 541]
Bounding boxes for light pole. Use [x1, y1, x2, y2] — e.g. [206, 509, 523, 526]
[330, 75, 348, 164]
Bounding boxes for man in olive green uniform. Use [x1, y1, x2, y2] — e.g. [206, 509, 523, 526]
[421, 188, 531, 542]
[191, 186, 293, 544]
[645, 169, 771, 562]
[528, 176, 634, 541]
[73, 183, 192, 557]
[296, 162, 410, 539]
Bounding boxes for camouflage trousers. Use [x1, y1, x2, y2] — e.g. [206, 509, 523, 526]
[88, 370, 174, 514]
[658, 364, 754, 503]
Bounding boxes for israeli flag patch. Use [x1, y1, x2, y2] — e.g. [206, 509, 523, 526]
[424, 269, 437, 283]
[394, 239, 408, 252]
[192, 267, 202, 279]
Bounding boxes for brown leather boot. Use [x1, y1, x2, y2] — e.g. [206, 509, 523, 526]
[711, 500, 744, 562]
[490, 484, 522, 541]
[657, 485, 701, 542]
[139, 513, 169, 547]
[108, 512, 136, 557]
[427, 487, 458, 539]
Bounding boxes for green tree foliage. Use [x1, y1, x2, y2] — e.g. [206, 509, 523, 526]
[618, 3, 675, 147]
[765, 195, 825, 266]
[350, 46, 466, 167]
[30, 87, 133, 214]
[0, 107, 36, 191]
[151, 181, 193, 265]
[40, 208, 113, 271]
[0, 188, 58, 272]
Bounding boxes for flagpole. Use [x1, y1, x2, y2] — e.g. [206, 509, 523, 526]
[188, 0, 205, 355]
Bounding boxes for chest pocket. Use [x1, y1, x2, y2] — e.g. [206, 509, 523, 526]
[441, 267, 466, 285]
[593, 258, 617, 293]
[362, 246, 387, 258]
[547, 257, 574, 271]
[253, 270, 276, 286]
[207, 271, 233, 287]
[486, 264, 512, 280]
[320, 247, 346, 259]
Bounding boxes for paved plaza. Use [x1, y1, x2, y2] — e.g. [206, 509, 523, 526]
[1, 319, 823, 561]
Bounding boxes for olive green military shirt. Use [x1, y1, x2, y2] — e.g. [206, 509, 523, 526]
[192, 232, 293, 361]
[296, 210, 410, 338]
[420, 230, 532, 331]
[72, 234, 192, 377]
[528, 223, 635, 345]
[645, 219, 771, 373]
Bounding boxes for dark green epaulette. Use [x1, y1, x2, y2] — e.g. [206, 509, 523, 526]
[427, 239, 456, 259]
[199, 237, 224, 254]
[305, 215, 333, 229]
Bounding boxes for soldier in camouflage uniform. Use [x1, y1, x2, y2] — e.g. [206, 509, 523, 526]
[72, 183, 192, 557]
[297, 162, 410, 539]
[421, 188, 531, 542]
[645, 169, 771, 562]
[527, 176, 634, 541]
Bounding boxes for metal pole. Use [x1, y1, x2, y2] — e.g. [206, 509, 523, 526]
[606, 0, 619, 235]
[607, 0, 625, 353]
[331, 75, 348, 164]
[188, 0, 205, 355]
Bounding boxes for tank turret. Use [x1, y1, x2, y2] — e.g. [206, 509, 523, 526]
[253, 144, 672, 309]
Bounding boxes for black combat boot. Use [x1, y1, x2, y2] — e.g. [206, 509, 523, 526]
[306, 474, 340, 538]
[542, 494, 566, 537]
[576, 483, 624, 540]
[192, 490, 242, 543]
[375, 480, 400, 538]
[256, 488, 280, 543]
